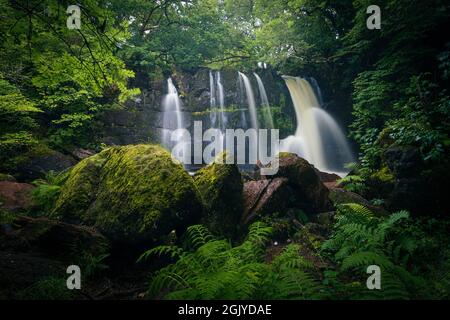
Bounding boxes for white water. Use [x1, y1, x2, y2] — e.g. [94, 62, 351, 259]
[254, 73, 274, 129]
[238, 74, 249, 128]
[216, 71, 227, 130]
[209, 71, 227, 131]
[280, 76, 354, 174]
[238, 72, 259, 130]
[162, 78, 190, 162]
[209, 70, 217, 127]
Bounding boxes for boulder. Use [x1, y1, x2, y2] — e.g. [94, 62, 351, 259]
[71, 148, 95, 161]
[268, 153, 331, 214]
[0, 181, 35, 212]
[242, 178, 293, 224]
[315, 169, 341, 183]
[0, 251, 65, 293]
[0, 216, 108, 259]
[328, 188, 388, 216]
[194, 153, 243, 237]
[52, 144, 203, 244]
[14, 149, 76, 181]
[383, 145, 423, 178]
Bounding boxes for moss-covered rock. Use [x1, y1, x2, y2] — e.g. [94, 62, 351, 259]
[52, 144, 202, 244]
[194, 152, 243, 238]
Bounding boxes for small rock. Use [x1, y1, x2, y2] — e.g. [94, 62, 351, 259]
[0, 181, 35, 212]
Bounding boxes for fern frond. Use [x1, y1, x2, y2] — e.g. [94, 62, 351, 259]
[184, 224, 215, 250]
[137, 245, 184, 263]
[341, 251, 394, 271]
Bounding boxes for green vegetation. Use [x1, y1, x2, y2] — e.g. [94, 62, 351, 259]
[16, 277, 74, 300]
[141, 204, 450, 300]
[0, 0, 449, 301]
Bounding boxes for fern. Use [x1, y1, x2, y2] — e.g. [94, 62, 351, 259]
[183, 224, 215, 250]
[322, 203, 428, 299]
[144, 222, 324, 300]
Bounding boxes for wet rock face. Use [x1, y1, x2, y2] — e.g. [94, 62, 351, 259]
[52, 144, 203, 245]
[0, 181, 35, 212]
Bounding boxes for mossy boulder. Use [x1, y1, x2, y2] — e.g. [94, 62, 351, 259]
[52, 144, 202, 244]
[194, 153, 243, 238]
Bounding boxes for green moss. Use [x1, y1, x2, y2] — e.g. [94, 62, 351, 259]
[0, 173, 15, 181]
[194, 152, 243, 238]
[370, 166, 395, 183]
[376, 127, 394, 147]
[293, 225, 324, 251]
[16, 277, 74, 300]
[52, 144, 202, 243]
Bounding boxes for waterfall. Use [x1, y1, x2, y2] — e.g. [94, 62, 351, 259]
[280, 76, 354, 173]
[209, 71, 217, 128]
[162, 78, 190, 162]
[209, 71, 227, 131]
[254, 73, 274, 129]
[238, 72, 258, 130]
[238, 74, 249, 128]
[216, 71, 227, 131]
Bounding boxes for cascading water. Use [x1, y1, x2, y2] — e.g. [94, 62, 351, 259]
[209, 71, 227, 131]
[216, 71, 227, 131]
[209, 70, 217, 128]
[254, 72, 274, 129]
[162, 78, 190, 162]
[238, 72, 259, 130]
[280, 76, 354, 174]
[238, 74, 249, 128]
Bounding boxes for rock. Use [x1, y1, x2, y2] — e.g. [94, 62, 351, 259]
[315, 211, 336, 228]
[15, 149, 76, 181]
[71, 148, 95, 161]
[52, 144, 203, 244]
[0, 251, 65, 293]
[0, 173, 16, 182]
[242, 178, 293, 224]
[315, 169, 341, 183]
[0, 181, 35, 211]
[328, 188, 388, 216]
[194, 152, 243, 237]
[384, 145, 423, 178]
[0, 216, 108, 259]
[268, 153, 331, 214]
